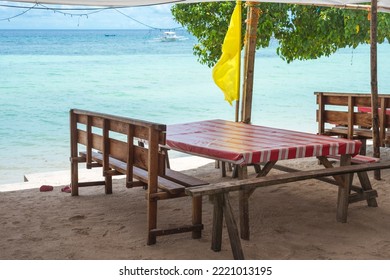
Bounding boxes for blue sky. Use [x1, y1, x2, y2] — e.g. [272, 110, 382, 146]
[0, 2, 179, 29]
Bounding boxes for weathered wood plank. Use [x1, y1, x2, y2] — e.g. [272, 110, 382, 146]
[185, 161, 390, 197]
[149, 224, 204, 237]
[70, 109, 79, 196]
[165, 169, 208, 187]
[272, 162, 370, 194]
[81, 151, 185, 194]
[211, 194, 224, 252]
[223, 193, 245, 260]
[357, 171, 378, 207]
[72, 108, 166, 131]
[336, 155, 352, 223]
[192, 196, 203, 239]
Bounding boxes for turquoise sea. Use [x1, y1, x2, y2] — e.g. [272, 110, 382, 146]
[0, 29, 389, 184]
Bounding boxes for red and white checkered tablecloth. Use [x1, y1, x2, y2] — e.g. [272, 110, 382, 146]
[166, 119, 361, 165]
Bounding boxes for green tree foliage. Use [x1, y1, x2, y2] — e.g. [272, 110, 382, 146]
[171, 2, 390, 67]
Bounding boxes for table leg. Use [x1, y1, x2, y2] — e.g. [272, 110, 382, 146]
[210, 193, 245, 259]
[357, 171, 378, 207]
[238, 161, 277, 241]
[221, 161, 227, 177]
[192, 196, 203, 239]
[237, 165, 250, 240]
[239, 190, 250, 240]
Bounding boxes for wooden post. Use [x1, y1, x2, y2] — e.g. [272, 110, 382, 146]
[235, 100, 240, 122]
[147, 128, 160, 245]
[223, 193, 245, 260]
[70, 110, 79, 196]
[102, 119, 112, 194]
[336, 155, 352, 223]
[370, 0, 381, 180]
[192, 196, 203, 239]
[211, 194, 224, 252]
[241, 2, 261, 124]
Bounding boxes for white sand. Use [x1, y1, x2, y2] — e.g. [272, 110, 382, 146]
[1, 152, 390, 260]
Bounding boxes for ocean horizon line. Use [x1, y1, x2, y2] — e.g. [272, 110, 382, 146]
[0, 28, 186, 30]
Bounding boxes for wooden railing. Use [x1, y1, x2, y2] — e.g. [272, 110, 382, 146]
[315, 92, 390, 154]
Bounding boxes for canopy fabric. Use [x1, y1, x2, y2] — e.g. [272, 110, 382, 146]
[4, 0, 390, 12]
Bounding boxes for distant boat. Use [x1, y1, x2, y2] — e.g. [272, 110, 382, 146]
[160, 31, 180, 42]
[104, 34, 116, 37]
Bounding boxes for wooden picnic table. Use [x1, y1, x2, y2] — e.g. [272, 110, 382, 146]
[167, 119, 361, 168]
[165, 119, 386, 258]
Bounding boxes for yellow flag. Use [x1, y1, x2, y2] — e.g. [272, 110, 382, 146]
[212, 2, 242, 105]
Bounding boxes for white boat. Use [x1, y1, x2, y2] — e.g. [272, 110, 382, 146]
[160, 31, 180, 42]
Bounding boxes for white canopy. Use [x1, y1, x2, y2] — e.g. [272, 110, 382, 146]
[4, 0, 390, 12]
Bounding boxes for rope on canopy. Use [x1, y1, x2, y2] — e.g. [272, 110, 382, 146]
[0, 3, 183, 30]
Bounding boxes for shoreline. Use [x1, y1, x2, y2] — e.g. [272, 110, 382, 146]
[0, 155, 214, 193]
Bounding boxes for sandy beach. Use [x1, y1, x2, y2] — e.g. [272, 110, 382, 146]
[1, 149, 390, 260]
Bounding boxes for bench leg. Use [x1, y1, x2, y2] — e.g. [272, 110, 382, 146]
[211, 194, 224, 252]
[105, 174, 112, 194]
[192, 196, 202, 239]
[374, 169, 381, 181]
[71, 159, 79, 196]
[147, 198, 158, 245]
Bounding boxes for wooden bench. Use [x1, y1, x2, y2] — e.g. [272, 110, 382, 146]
[185, 159, 390, 259]
[70, 109, 208, 245]
[327, 154, 379, 164]
[315, 92, 390, 154]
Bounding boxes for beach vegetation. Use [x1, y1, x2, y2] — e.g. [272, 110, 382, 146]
[171, 2, 390, 67]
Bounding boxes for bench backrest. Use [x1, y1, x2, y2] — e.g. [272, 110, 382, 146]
[70, 109, 167, 189]
[315, 92, 390, 142]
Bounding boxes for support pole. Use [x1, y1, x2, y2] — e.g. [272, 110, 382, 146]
[235, 100, 240, 122]
[370, 0, 381, 180]
[241, 2, 261, 124]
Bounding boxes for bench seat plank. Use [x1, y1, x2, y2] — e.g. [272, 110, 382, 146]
[325, 127, 374, 138]
[326, 154, 380, 164]
[186, 161, 390, 197]
[165, 169, 208, 187]
[80, 151, 186, 194]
